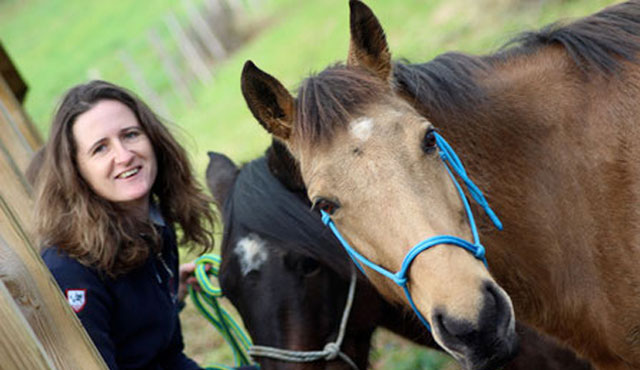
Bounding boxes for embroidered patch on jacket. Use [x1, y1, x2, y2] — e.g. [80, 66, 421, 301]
[66, 289, 87, 313]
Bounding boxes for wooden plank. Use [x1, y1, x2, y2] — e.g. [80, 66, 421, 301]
[0, 75, 43, 152]
[0, 152, 107, 370]
[0, 98, 34, 175]
[0, 139, 33, 226]
[0, 279, 57, 370]
[0, 42, 28, 103]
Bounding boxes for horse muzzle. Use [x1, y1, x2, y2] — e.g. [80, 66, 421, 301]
[432, 281, 519, 370]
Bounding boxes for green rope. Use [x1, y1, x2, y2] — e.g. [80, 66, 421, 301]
[189, 253, 254, 369]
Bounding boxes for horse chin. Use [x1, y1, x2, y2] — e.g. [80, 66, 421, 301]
[447, 335, 520, 370]
[431, 281, 519, 370]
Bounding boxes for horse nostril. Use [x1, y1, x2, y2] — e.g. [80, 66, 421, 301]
[433, 283, 514, 342]
[436, 312, 475, 338]
[482, 281, 512, 335]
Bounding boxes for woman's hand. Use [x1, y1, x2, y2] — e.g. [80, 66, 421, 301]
[177, 262, 199, 303]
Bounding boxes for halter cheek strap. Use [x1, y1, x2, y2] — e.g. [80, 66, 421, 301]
[321, 132, 502, 331]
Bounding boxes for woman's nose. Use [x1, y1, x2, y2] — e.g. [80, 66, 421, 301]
[113, 141, 134, 164]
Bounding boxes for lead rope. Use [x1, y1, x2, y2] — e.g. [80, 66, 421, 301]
[189, 254, 254, 370]
[248, 268, 359, 370]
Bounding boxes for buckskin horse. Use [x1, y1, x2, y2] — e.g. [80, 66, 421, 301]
[239, 1, 640, 369]
[206, 144, 591, 370]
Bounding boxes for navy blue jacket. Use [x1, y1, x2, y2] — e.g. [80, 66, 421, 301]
[42, 223, 201, 370]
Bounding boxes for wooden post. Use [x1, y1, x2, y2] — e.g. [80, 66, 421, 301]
[214, 0, 244, 14]
[117, 50, 171, 120]
[165, 12, 213, 84]
[0, 279, 57, 370]
[0, 76, 42, 152]
[147, 29, 195, 104]
[183, 0, 227, 61]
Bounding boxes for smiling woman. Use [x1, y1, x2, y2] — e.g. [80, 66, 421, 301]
[73, 99, 158, 218]
[29, 80, 233, 369]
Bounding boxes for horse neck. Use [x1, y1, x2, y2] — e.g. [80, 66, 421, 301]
[401, 49, 607, 325]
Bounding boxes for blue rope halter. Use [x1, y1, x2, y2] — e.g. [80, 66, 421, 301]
[321, 132, 502, 331]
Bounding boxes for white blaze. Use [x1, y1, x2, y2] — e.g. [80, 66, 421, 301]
[234, 234, 269, 276]
[349, 117, 374, 142]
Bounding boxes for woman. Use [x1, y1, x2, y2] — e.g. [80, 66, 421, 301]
[34, 80, 216, 369]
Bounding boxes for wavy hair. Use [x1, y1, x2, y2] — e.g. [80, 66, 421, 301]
[34, 80, 215, 276]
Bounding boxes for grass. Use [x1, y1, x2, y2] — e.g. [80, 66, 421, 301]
[0, 0, 622, 368]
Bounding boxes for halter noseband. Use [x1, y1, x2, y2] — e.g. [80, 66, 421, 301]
[249, 268, 360, 369]
[321, 132, 502, 331]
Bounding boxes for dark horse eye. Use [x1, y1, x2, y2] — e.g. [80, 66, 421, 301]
[300, 257, 320, 276]
[422, 128, 437, 154]
[312, 198, 340, 215]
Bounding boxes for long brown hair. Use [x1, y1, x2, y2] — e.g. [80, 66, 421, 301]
[34, 80, 215, 276]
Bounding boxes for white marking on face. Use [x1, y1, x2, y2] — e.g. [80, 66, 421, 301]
[234, 234, 269, 276]
[349, 117, 374, 142]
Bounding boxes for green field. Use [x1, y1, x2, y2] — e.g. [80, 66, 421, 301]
[0, 0, 622, 367]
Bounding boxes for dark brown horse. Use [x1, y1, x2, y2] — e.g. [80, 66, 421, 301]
[239, 1, 640, 369]
[206, 143, 591, 370]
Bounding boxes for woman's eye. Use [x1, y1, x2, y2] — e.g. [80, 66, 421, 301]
[313, 198, 340, 215]
[93, 144, 106, 155]
[124, 131, 140, 139]
[421, 128, 437, 154]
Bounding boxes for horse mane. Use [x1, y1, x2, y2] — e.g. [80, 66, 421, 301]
[497, 0, 640, 74]
[295, 1, 640, 143]
[222, 154, 355, 279]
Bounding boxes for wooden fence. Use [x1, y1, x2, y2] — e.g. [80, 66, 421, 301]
[0, 43, 107, 370]
[94, 0, 253, 120]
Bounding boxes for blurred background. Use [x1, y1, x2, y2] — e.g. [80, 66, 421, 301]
[0, 0, 621, 367]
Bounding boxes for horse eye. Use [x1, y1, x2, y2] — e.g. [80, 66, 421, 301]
[312, 198, 340, 215]
[422, 128, 437, 154]
[300, 257, 320, 276]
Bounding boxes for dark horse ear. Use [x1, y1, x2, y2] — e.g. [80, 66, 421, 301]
[241, 60, 295, 141]
[206, 152, 239, 208]
[347, 0, 392, 82]
[266, 139, 306, 194]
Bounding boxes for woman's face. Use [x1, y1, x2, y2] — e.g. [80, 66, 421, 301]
[73, 99, 157, 214]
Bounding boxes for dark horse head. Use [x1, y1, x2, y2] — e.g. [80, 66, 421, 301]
[206, 141, 592, 370]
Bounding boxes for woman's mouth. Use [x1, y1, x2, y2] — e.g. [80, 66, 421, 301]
[116, 167, 141, 179]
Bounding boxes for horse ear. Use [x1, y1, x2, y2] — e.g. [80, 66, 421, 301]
[347, 0, 392, 82]
[241, 61, 295, 141]
[206, 151, 239, 208]
[266, 139, 306, 194]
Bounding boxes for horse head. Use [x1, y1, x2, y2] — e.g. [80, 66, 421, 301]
[239, 1, 518, 368]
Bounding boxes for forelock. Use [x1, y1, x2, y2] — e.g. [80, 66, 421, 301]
[294, 64, 390, 145]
